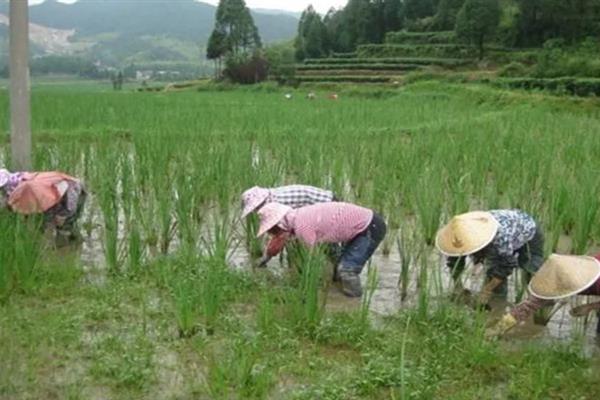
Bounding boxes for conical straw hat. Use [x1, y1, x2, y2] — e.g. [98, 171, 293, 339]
[529, 254, 600, 300]
[435, 211, 499, 256]
[257, 202, 292, 237]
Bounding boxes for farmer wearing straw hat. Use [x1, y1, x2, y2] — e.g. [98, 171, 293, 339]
[436, 209, 544, 309]
[0, 168, 87, 246]
[256, 202, 387, 297]
[486, 254, 600, 338]
[241, 185, 339, 265]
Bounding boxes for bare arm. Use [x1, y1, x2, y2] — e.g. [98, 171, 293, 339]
[256, 231, 291, 267]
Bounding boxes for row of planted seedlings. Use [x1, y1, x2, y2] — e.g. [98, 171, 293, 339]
[5, 87, 600, 333]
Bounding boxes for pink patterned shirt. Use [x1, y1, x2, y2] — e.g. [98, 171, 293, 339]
[282, 202, 373, 247]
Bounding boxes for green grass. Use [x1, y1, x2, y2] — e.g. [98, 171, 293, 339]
[1, 80, 600, 398]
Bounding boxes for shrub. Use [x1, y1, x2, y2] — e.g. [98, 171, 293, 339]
[493, 77, 600, 97]
[297, 63, 421, 71]
[265, 44, 297, 85]
[532, 39, 600, 79]
[331, 52, 357, 58]
[498, 61, 530, 77]
[357, 44, 478, 59]
[303, 57, 470, 67]
[385, 31, 456, 45]
[224, 53, 269, 84]
[297, 75, 392, 83]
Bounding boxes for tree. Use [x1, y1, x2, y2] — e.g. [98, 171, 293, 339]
[323, 8, 348, 53]
[265, 42, 296, 85]
[207, 0, 261, 59]
[207, 29, 227, 76]
[295, 5, 329, 60]
[433, 0, 466, 30]
[455, 0, 500, 59]
[404, 0, 435, 20]
[342, 0, 377, 47]
[514, 0, 600, 47]
[383, 0, 404, 32]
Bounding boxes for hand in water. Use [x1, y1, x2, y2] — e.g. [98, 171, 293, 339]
[485, 314, 517, 339]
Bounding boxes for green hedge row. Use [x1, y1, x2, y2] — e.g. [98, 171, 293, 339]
[357, 44, 480, 59]
[331, 52, 358, 58]
[303, 57, 469, 67]
[385, 31, 456, 45]
[297, 70, 403, 77]
[297, 63, 421, 71]
[298, 75, 392, 83]
[492, 77, 600, 97]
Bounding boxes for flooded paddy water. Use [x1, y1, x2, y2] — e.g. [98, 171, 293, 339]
[73, 203, 600, 358]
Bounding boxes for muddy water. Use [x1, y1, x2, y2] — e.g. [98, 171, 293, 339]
[72, 206, 599, 355]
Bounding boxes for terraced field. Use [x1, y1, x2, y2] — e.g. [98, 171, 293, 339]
[296, 32, 476, 84]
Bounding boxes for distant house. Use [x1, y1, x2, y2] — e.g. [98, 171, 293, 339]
[136, 70, 153, 81]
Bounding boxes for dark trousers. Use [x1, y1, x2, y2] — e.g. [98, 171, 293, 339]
[339, 213, 387, 274]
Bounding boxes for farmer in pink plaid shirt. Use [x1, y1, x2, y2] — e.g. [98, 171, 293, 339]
[256, 202, 387, 297]
[242, 184, 340, 264]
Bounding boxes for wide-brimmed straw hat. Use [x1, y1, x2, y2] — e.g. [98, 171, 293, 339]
[435, 211, 499, 256]
[529, 254, 600, 300]
[241, 186, 270, 218]
[256, 202, 292, 237]
[0, 169, 9, 188]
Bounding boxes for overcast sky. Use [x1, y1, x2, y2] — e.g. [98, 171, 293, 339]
[28, 0, 348, 14]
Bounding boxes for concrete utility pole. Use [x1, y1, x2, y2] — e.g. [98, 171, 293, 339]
[9, 0, 31, 171]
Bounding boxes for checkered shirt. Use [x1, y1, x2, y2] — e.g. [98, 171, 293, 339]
[268, 185, 334, 209]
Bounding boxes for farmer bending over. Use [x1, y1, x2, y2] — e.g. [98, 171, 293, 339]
[0, 168, 87, 246]
[241, 184, 339, 264]
[487, 253, 600, 338]
[436, 210, 544, 309]
[256, 202, 386, 298]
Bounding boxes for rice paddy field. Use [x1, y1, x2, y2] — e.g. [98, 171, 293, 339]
[1, 80, 600, 399]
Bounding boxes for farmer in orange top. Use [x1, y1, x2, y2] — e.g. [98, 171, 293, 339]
[0, 168, 87, 246]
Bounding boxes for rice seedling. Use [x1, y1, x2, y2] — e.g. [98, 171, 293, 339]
[285, 246, 328, 337]
[174, 170, 201, 252]
[255, 286, 277, 334]
[412, 168, 444, 246]
[397, 226, 416, 301]
[359, 264, 379, 329]
[171, 270, 201, 338]
[206, 335, 274, 399]
[571, 179, 600, 254]
[415, 244, 431, 319]
[243, 214, 263, 259]
[199, 255, 227, 335]
[0, 214, 43, 301]
[94, 150, 122, 275]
